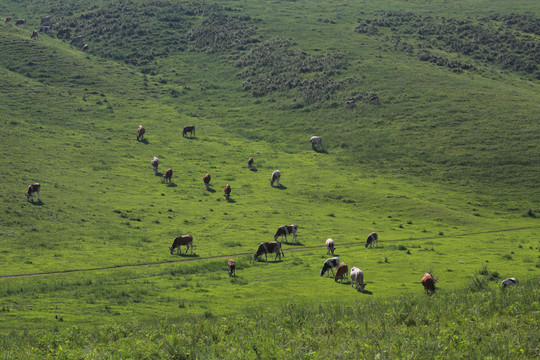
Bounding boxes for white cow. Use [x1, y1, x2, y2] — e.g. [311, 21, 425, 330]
[350, 267, 367, 292]
[310, 136, 323, 150]
[270, 170, 281, 187]
[151, 157, 159, 174]
[325, 238, 335, 255]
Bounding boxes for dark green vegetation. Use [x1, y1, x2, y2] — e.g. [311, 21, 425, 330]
[0, 0, 539, 358]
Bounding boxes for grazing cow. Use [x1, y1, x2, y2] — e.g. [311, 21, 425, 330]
[137, 125, 145, 141]
[15, 19, 26, 26]
[228, 259, 236, 277]
[320, 256, 340, 277]
[334, 262, 348, 282]
[365, 232, 378, 248]
[26, 183, 41, 202]
[40, 16, 51, 25]
[151, 157, 159, 174]
[274, 225, 298, 243]
[421, 273, 437, 295]
[71, 35, 84, 45]
[345, 99, 355, 107]
[203, 173, 211, 190]
[370, 95, 379, 103]
[326, 238, 335, 255]
[253, 241, 284, 262]
[30, 30, 38, 39]
[310, 136, 323, 150]
[39, 26, 51, 33]
[500, 277, 518, 287]
[169, 235, 193, 254]
[224, 184, 231, 200]
[350, 267, 367, 292]
[82, 44, 89, 52]
[57, 28, 70, 37]
[5, 17, 11, 24]
[163, 168, 173, 184]
[270, 170, 281, 187]
[182, 125, 195, 137]
[248, 157, 254, 169]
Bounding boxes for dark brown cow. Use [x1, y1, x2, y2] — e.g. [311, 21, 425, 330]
[203, 173, 211, 190]
[274, 225, 298, 242]
[5, 17, 11, 24]
[82, 44, 89, 52]
[421, 273, 437, 295]
[248, 157, 254, 169]
[163, 168, 173, 184]
[369, 95, 379, 103]
[182, 125, 195, 138]
[365, 232, 378, 248]
[253, 241, 284, 262]
[224, 184, 231, 200]
[151, 157, 159, 175]
[334, 262, 349, 282]
[345, 99, 355, 107]
[15, 19, 26, 26]
[170, 235, 193, 254]
[30, 30, 38, 39]
[228, 259, 236, 277]
[137, 125, 145, 141]
[26, 183, 40, 202]
[57, 28, 71, 37]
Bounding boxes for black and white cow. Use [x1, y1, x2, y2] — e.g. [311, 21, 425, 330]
[30, 30, 38, 39]
[82, 44, 89, 52]
[326, 238, 335, 255]
[350, 267, 367, 292]
[163, 168, 173, 184]
[203, 173, 211, 190]
[310, 136, 323, 150]
[500, 277, 518, 287]
[253, 241, 284, 262]
[26, 183, 41, 202]
[248, 157, 254, 169]
[137, 125, 145, 141]
[39, 26, 51, 33]
[15, 19, 26, 26]
[40, 16, 51, 25]
[274, 225, 298, 242]
[151, 157, 159, 175]
[320, 256, 340, 277]
[169, 235, 193, 254]
[365, 232, 378, 248]
[182, 125, 195, 138]
[270, 170, 281, 187]
[5, 17, 11, 24]
[224, 184, 231, 200]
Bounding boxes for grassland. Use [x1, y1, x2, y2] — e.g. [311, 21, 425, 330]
[0, 0, 539, 358]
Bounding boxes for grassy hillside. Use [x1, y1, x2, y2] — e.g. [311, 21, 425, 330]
[0, 0, 539, 357]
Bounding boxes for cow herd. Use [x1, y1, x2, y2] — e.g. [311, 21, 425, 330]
[3, 14, 89, 51]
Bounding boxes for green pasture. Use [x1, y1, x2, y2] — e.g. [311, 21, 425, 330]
[0, 0, 539, 357]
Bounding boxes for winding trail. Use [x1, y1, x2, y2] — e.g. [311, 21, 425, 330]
[1, 226, 537, 280]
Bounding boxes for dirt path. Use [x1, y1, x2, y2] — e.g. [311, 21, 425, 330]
[1, 226, 537, 279]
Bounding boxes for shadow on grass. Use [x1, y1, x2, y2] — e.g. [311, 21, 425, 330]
[174, 253, 200, 258]
[29, 200, 45, 206]
[225, 198, 236, 203]
[138, 139, 150, 145]
[249, 168, 258, 172]
[207, 188, 216, 193]
[313, 148, 328, 154]
[283, 241, 305, 246]
[183, 136, 198, 140]
[274, 184, 287, 190]
[166, 183, 177, 187]
[155, 172, 163, 177]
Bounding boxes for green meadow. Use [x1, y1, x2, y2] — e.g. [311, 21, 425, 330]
[0, 0, 539, 357]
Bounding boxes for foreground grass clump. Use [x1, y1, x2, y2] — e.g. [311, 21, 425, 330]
[1, 278, 538, 359]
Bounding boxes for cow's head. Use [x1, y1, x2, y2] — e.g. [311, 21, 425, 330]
[169, 246, 175, 254]
[358, 282, 367, 292]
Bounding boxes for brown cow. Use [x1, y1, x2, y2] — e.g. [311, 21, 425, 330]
[15, 19, 26, 26]
[71, 35, 84, 45]
[40, 16, 51, 25]
[170, 235, 193, 254]
[182, 125, 195, 138]
[57, 28, 71, 37]
[163, 168, 173, 184]
[369, 95, 379, 103]
[253, 241, 284, 262]
[26, 183, 41, 202]
[137, 125, 145, 141]
[5, 17, 11, 24]
[228, 259, 236, 277]
[334, 263, 348, 282]
[421, 273, 437, 295]
[30, 30, 38, 39]
[248, 157, 254, 169]
[224, 184, 231, 201]
[203, 173, 211, 190]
